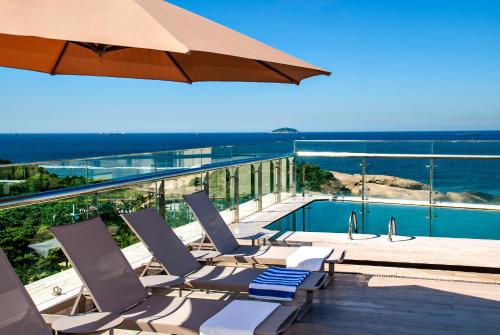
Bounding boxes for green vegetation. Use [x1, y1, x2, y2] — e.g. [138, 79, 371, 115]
[296, 161, 336, 192]
[0, 164, 278, 284]
[0, 169, 157, 283]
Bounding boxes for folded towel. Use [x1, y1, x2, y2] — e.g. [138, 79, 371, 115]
[249, 267, 310, 302]
[286, 246, 333, 271]
[200, 300, 279, 335]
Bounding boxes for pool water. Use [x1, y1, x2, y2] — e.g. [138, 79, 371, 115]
[266, 201, 500, 240]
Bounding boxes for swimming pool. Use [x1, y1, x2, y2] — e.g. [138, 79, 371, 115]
[265, 201, 500, 240]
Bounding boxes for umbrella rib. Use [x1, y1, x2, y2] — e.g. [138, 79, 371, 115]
[256, 60, 300, 85]
[50, 41, 69, 75]
[165, 52, 192, 84]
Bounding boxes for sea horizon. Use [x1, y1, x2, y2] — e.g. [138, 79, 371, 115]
[1, 130, 499, 164]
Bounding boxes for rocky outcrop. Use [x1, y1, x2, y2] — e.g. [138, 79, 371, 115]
[322, 171, 498, 204]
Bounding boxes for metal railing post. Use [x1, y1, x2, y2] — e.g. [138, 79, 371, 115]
[301, 163, 306, 197]
[286, 158, 290, 193]
[428, 159, 434, 204]
[250, 164, 256, 199]
[158, 180, 166, 218]
[270, 161, 275, 195]
[225, 169, 231, 209]
[276, 160, 282, 203]
[233, 167, 239, 222]
[203, 172, 210, 194]
[361, 158, 366, 201]
[291, 157, 297, 197]
[257, 163, 263, 211]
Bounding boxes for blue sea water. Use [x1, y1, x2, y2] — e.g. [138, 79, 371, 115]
[0, 131, 499, 196]
[1, 131, 499, 163]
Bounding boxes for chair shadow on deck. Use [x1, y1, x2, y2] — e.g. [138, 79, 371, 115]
[285, 273, 500, 335]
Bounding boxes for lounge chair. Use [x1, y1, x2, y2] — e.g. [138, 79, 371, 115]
[121, 208, 326, 319]
[0, 250, 53, 335]
[183, 191, 346, 287]
[50, 218, 299, 335]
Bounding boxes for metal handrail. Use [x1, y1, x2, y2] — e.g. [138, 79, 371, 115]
[295, 140, 500, 143]
[347, 210, 358, 240]
[0, 153, 292, 210]
[388, 216, 397, 241]
[0, 140, 293, 168]
[296, 151, 500, 160]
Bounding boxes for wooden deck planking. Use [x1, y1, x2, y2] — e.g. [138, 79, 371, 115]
[110, 272, 500, 335]
[285, 274, 500, 335]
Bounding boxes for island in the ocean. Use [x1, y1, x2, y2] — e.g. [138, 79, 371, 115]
[271, 127, 299, 134]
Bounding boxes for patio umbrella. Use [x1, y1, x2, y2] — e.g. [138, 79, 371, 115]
[0, 0, 330, 84]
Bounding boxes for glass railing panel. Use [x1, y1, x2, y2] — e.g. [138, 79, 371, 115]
[364, 158, 430, 202]
[297, 157, 362, 197]
[432, 159, 500, 205]
[0, 194, 92, 284]
[364, 141, 433, 155]
[0, 158, 287, 285]
[432, 140, 500, 155]
[207, 169, 232, 212]
[0, 161, 87, 199]
[86, 153, 156, 183]
[209, 146, 234, 165]
[261, 161, 275, 208]
[280, 158, 292, 200]
[231, 143, 256, 161]
[238, 164, 256, 218]
[96, 183, 157, 248]
[162, 174, 203, 229]
[295, 140, 367, 153]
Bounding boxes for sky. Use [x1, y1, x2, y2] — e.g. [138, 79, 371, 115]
[0, 0, 499, 133]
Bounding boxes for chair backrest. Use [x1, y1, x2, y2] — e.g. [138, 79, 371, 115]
[121, 208, 201, 277]
[50, 218, 147, 313]
[0, 250, 52, 335]
[183, 191, 239, 254]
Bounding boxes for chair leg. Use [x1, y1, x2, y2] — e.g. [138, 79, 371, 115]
[296, 290, 314, 321]
[323, 263, 335, 288]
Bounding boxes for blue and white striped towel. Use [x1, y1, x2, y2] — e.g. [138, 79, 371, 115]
[248, 267, 311, 302]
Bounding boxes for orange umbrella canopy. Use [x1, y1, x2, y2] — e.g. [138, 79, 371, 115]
[0, 0, 330, 84]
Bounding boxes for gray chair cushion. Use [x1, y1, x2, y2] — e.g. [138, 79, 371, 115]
[121, 208, 201, 277]
[0, 250, 52, 335]
[50, 218, 147, 313]
[183, 191, 239, 254]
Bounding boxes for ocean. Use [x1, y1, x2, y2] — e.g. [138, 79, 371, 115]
[0, 131, 499, 196]
[1, 131, 499, 163]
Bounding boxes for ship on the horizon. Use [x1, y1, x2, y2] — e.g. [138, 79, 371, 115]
[99, 132, 126, 136]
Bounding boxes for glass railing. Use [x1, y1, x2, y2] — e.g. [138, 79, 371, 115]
[0, 151, 294, 284]
[2, 138, 499, 285]
[296, 140, 500, 207]
[0, 141, 294, 203]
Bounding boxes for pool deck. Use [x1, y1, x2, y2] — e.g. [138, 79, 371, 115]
[33, 195, 500, 334]
[231, 195, 500, 270]
[105, 266, 500, 335]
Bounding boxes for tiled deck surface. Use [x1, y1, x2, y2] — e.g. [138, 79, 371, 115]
[233, 196, 500, 269]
